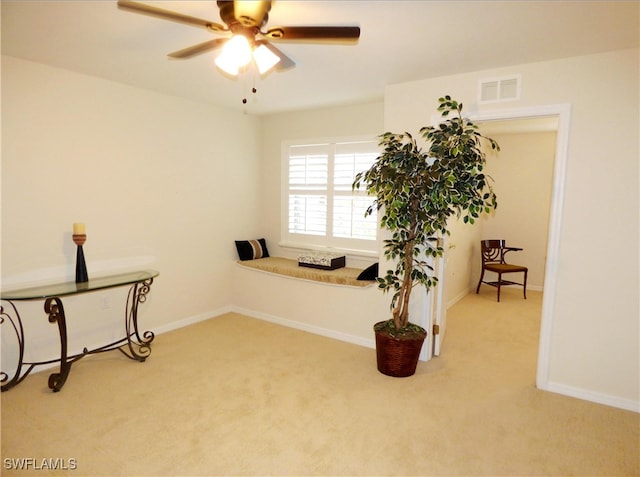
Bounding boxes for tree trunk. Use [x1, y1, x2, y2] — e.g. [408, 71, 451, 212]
[393, 246, 413, 329]
[392, 199, 420, 329]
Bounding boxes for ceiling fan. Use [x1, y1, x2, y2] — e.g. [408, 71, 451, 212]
[117, 0, 361, 76]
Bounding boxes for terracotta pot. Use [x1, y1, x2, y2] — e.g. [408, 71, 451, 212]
[374, 321, 427, 377]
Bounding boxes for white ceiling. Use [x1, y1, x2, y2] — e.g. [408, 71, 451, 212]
[2, 1, 638, 116]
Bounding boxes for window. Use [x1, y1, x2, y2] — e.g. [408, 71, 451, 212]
[283, 138, 379, 254]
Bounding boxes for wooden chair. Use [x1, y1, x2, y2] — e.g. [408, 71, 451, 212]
[476, 239, 528, 302]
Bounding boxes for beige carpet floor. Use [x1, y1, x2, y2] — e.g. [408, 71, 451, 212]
[1, 289, 638, 476]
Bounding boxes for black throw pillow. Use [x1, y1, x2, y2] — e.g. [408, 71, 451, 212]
[235, 238, 270, 261]
[357, 262, 378, 280]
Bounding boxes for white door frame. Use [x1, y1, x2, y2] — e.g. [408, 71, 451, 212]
[465, 103, 571, 391]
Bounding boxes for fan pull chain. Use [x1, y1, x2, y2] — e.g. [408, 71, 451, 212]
[241, 64, 259, 104]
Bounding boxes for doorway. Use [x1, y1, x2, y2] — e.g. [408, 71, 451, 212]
[434, 104, 571, 392]
[476, 115, 558, 292]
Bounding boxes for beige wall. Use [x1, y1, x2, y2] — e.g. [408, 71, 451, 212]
[442, 214, 484, 306]
[385, 48, 639, 410]
[1, 56, 262, 360]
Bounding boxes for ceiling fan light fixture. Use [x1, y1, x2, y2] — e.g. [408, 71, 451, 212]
[214, 34, 252, 75]
[118, 0, 362, 80]
[253, 44, 281, 74]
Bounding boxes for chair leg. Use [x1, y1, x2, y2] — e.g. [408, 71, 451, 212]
[523, 270, 528, 299]
[497, 273, 501, 302]
[476, 269, 485, 294]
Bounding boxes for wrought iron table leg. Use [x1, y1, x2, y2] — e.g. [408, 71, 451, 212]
[1, 301, 27, 392]
[120, 278, 155, 361]
[44, 297, 70, 392]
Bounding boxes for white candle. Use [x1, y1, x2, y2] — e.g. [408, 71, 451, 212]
[73, 223, 85, 235]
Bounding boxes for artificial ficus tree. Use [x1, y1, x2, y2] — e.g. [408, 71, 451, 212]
[353, 96, 499, 332]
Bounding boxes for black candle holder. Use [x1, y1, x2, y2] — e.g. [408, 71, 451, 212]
[72, 234, 88, 283]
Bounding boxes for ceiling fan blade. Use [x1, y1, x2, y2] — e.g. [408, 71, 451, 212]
[232, 0, 271, 28]
[256, 40, 295, 71]
[263, 26, 360, 42]
[168, 39, 228, 59]
[117, 0, 226, 33]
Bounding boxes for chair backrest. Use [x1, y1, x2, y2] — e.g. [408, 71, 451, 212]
[480, 239, 507, 265]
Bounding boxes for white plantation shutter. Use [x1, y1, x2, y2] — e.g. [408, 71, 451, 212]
[288, 145, 329, 236]
[333, 141, 379, 191]
[332, 196, 376, 240]
[288, 146, 328, 191]
[288, 195, 326, 236]
[333, 141, 379, 241]
[285, 139, 379, 252]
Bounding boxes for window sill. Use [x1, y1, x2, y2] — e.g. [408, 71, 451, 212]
[279, 241, 379, 261]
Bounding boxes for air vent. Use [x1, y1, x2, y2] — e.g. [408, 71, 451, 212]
[479, 75, 521, 103]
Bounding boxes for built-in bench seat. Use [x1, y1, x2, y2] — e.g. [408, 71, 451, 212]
[232, 256, 387, 350]
[236, 257, 374, 288]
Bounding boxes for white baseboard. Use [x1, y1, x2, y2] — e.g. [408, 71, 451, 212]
[447, 289, 469, 309]
[540, 381, 640, 413]
[231, 305, 376, 350]
[150, 306, 232, 335]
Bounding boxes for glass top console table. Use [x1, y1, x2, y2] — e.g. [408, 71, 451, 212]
[1, 270, 159, 392]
